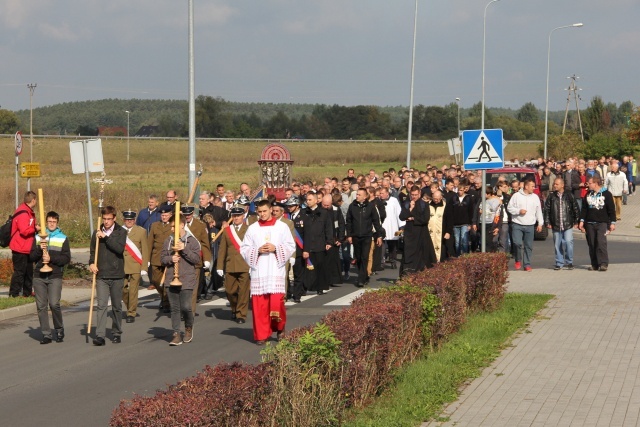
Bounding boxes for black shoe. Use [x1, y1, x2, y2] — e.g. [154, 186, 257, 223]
[566, 264, 574, 270]
[204, 294, 214, 300]
[93, 337, 106, 346]
[112, 336, 121, 344]
[163, 307, 171, 314]
[293, 298, 301, 303]
[317, 290, 324, 295]
[390, 262, 397, 269]
[588, 266, 597, 271]
[237, 318, 246, 324]
[355, 282, 363, 288]
[231, 313, 237, 321]
[126, 316, 135, 323]
[554, 265, 562, 271]
[56, 330, 64, 343]
[344, 273, 350, 280]
[363, 282, 370, 287]
[40, 337, 52, 345]
[330, 283, 342, 287]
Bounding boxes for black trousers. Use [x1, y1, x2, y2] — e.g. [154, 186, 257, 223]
[290, 254, 306, 299]
[585, 222, 609, 268]
[10, 252, 33, 297]
[304, 251, 329, 292]
[352, 236, 373, 284]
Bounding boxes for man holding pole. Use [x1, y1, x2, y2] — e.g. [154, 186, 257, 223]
[240, 199, 295, 345]
[89, 206, 127, 346]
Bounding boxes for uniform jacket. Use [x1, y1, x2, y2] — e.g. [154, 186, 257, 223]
[186, 218, 212, 268]
[89, 222, 127, 279]
[543, 191, 580, 231]
[217, 224, 250, 273]
[9, 203, 36, 254]
[123, 224, 150, 274]
[148, 221, 172, 266]
[290, 208, 305, 257]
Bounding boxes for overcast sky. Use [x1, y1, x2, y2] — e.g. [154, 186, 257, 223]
[1, 0, 637, 112]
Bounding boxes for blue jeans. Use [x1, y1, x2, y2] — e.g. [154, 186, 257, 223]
[511, 223, 535, 267]
[453, 225, 470, 256]
[552, 229, 574, 267]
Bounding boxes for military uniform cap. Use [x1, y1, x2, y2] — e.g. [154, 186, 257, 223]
[271, 200, 286, 209]
[180, 204, 196, 215]
[237, 195, 251, 206]
[284, 195, 300, 206]
[159, 204, 173, 214]
[122, 209, 137, 220]
[230, 206, 245, 215]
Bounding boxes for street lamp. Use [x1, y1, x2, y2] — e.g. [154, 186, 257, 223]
[125, 110, 130, 162]
[406, 0, 419, 169]
[543, 23, 583, 160]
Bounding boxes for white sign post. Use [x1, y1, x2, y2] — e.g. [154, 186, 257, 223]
[14, 131, 23, 209]
[69, 139, 105, 235]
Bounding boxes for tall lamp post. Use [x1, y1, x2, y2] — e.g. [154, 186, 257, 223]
[406, 0, 419, 170]
[455, 97, 461, 163]
[27, 83, 37, 191]
[187, 0, 196, 193]
[543, 23, 583, 160]
[479, 0, 500, 253]
[125, 110, 130, 162]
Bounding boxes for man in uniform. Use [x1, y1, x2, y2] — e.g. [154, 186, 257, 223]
[217, 206, 250, 323]
[148, 204, 173, 311]
[181, 205, 210, 313]
[285, 195, 305, 303]
[237, 195, 258, 225]
[121, 210, 150, 323]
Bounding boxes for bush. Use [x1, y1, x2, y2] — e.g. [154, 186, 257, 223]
[453, 253, 508, 312]
[0, 257, 12, 285]
[110, 363, 275, 427]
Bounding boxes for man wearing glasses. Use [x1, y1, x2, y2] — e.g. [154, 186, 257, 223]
[89, 206, 127, 346]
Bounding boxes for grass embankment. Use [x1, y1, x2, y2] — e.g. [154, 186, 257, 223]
[0, 137, 539, 245]
[345, 293, 553, 427]
[0, 296, 35, 310]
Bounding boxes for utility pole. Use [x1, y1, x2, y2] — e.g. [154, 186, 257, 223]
[27, 83, 37, 191]
[562, 75, 584, 141]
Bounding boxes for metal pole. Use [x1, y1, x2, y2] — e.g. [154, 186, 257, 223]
[15, 155, 19, 209]
[83, 140, 94, 236]
[456, 97, 461, 164]
[125, 110, 130, 162]
[481, 0, 500, 253]
[27, 83, 37, 191]
[406, 0, 419, 170]
[544, 23, 583, 160]
[187, 0, 196, 193]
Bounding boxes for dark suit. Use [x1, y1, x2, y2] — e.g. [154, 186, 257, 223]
[302, 206, 333, 292]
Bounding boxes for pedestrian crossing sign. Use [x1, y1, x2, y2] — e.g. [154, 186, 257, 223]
[462, 129, 504, 170]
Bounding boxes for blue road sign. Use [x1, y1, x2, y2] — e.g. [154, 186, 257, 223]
[462, 129, 504, 170]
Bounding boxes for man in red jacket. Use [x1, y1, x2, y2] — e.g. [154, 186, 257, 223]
[10, 191, 39, 297]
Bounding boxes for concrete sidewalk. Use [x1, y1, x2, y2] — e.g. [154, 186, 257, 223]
[427, 194, 640, 427]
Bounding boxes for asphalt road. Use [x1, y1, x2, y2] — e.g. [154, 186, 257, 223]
[0, 236, 636, 427]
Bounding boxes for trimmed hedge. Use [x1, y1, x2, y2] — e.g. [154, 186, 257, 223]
[110, 252, 508, 427]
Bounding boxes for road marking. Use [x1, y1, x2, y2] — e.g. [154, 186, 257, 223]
[323, 289, 366, 306]
[201, 298, 230, 307]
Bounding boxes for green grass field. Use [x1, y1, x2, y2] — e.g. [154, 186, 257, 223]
[1, 137, 539, 244]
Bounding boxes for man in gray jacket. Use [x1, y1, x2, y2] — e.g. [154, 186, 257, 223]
[89, 206, 127, 346]
[507, 179, 543, 271]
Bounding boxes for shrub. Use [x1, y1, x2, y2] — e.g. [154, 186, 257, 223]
[110, 363, 275, 427]
[452, 253, 508, 312]
[262, 323, 345, 426]
[0, 257, 13, 285]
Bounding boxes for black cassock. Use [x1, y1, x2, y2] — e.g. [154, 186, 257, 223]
[399, 199, 437, 275]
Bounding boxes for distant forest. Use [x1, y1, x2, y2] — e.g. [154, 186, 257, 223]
[10, 96, 634, 141]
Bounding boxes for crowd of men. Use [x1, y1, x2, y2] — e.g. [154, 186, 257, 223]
[7, 153, 635, 346]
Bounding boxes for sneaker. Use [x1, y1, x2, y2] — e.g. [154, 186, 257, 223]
[40, 337, 52, 345]
[56, 329, 65, 343]
[566, 264, 574, 270]
[524, 266, 532, 272]
[599, 264, 608, 272]
[514, 261, 522, 270]
[554, 265, 562, 271]
[169, 332, 183, 346]
[184, 327, 193, 343]
[111, 335, 121, 344]
[588, 266, 597, 271]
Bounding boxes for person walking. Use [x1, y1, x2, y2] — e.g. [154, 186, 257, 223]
[121, 210, 150, 323]
[399, 186, 436, 275]
[30, 211, 70, 344]
[89, 206, 127, 346]
[507, 179, 543, 271]
[543, 178, 580, 270]
[604, 162, 628, 221]
[346, 188, 384, 287]
[579, 176, 616, 272]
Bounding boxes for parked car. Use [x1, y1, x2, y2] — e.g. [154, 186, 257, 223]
[484, 167, 547, 241]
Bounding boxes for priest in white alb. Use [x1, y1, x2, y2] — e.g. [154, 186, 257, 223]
[240, 199, 296, 345]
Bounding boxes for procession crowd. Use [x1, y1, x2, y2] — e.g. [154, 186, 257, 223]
[5, 153, 636, 346]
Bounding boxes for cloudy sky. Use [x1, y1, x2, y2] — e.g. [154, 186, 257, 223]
[0, 0, 637, 112]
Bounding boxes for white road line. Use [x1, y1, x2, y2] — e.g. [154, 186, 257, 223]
[200, 298, 230, 307]
[323, 289, 366, 306]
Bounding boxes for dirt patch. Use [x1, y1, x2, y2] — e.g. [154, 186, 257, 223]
[63, 278, 92, 288]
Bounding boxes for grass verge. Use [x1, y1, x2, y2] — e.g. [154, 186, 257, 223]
[0, 296, 36, 310]
[343, 292, 553, 427]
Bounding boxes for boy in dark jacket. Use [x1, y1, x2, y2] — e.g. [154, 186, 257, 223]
[30, 211, 71, 344]
[89, 206, 127, 346]
[579, 176, 616, 272]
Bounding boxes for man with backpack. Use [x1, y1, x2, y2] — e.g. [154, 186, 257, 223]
[9, 191, 39, 298]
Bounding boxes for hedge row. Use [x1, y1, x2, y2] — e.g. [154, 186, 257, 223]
[110, 252, 508, 427]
